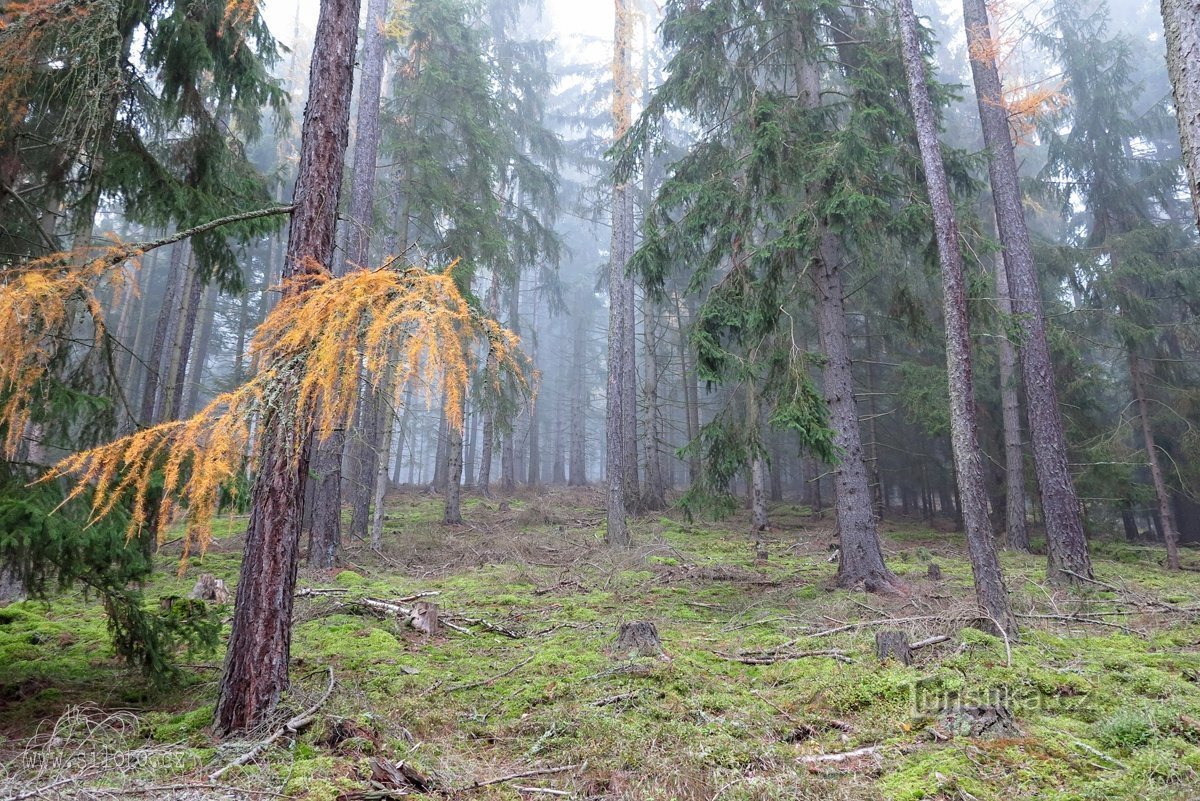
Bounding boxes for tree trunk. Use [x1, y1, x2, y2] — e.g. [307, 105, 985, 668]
[898, 0, 1016, 636]
[215, 0, 360, 736]
[791, 34, 896, 591]
[1161, 0, 1200, 230]
[961, 0, 1093, 583]
[993, 251, 1030, 551]
[140, 242, 186, 426]
[569, 303, 588, 486]
[164, 253, 201, 421]
[748, 384, 769, 531]
[642, 297, 667, 510]
[478, 274, 501, 495]
[185, 282, 217, 415]
[500, 279, 519, 492]
[1128, 351, 1181, 569]
[370, 390, 397, 549]
[606, 0, 635, 545]
[443, 404, 464, 525]
[526, 293, 541, 485]
[813, 240, 898, 593]
[337, 0, 390, 550]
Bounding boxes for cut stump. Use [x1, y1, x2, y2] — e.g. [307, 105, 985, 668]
[875, 630, 912, 665]
[189, 573, 230, 603]
[409, 601, 440, 636]
[613, 621, 663, 657]
[927, 562, 942, 581]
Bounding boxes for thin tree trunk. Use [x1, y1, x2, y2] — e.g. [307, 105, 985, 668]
[994, 250, 1030, 551]
[444, 406, 464, 524]
[215, 0, 360, 736]
[569, 303, 588, 486]
[370, 371, 398, 549]
[749, 385, 769, 531]
[606, 0, 635, 545]
[185, 282, 217, 415]
[1128, 351, 1181, 569]
[140, 242, 186, 426]
[527, 293, 541, 485]
[501, 279, 519, 492]
[962, 0, 1093, 583]
[1161, 0, 1200, 230]
[333, 0, 391, 551]
[478, 274, 501, 495]
[898, 0, 1016, 635]
[163, 253, 200, 421]
[642, 297, 667, 510]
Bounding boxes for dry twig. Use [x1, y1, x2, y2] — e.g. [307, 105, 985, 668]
[208, 667, 335, 782]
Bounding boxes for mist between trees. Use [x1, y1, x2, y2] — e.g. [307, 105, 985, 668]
[1, 0, 1200, 742]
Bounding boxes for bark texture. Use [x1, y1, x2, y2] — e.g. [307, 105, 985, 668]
[898, 0, 1016, 636]
[814, 239, 898, 593]
[961, 0, 1093, 582]
[1161, 0, 1200, 229]
[215, 0, 360, 735]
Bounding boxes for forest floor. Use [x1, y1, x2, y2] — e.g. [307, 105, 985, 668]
[3, 487, 1200, 800]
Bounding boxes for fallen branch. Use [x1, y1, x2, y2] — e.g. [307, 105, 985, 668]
[514, 787, 573, 797]
[447, 654, 536, 692]
[455, 764, 584, 793]
[717, 648, 852, 665]
[450, 614, 523, 638]
[107, 785, 291, 798]
[909, 634, 951, 650]
[1, 777, 78, 801]
[1016, 613, 1136, 634]
[209, 666, 335, 782]
[807, 615, 944, 638]
[590, 690, 642, 707]
[797, 745, 882, 764]
[1072, 740, 1128, 770]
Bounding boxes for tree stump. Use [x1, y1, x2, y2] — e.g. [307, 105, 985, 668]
[408, 601, 439, 636]
[613, 621, 663, 657]
[189, 573, 230, 603]
[875, 630, 912, 665]
[941, 704, 1017, 738]
[0, 563, 25, 603]
[927, 562, 942, 581]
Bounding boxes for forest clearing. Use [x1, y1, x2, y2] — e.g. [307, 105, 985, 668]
[4, 0, 1200, 797]
[3, 489, 1200, 800]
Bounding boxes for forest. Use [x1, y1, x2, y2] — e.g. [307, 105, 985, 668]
[1, 0, 1200, 797]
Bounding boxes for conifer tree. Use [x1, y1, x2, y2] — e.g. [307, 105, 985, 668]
[624, 0, 931, 590]
[961, 0, 1094, 583]
[215, 0, 362, 734]
[896, 0, 1015, 635]
[1036, 0, 1198, 570]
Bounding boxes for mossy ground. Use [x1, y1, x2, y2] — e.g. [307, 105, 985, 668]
[3, 487, 1200, 800]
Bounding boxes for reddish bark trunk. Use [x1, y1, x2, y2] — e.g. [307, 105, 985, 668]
[215, 0, 360, 735]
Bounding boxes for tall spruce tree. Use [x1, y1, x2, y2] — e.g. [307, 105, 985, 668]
[1036, 0, 1199, 570]
[381, 0, 558, 522]
[961, 0, 1094, 583]
[624, 0, 942, 591]
[897, 0, 1015, 635]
